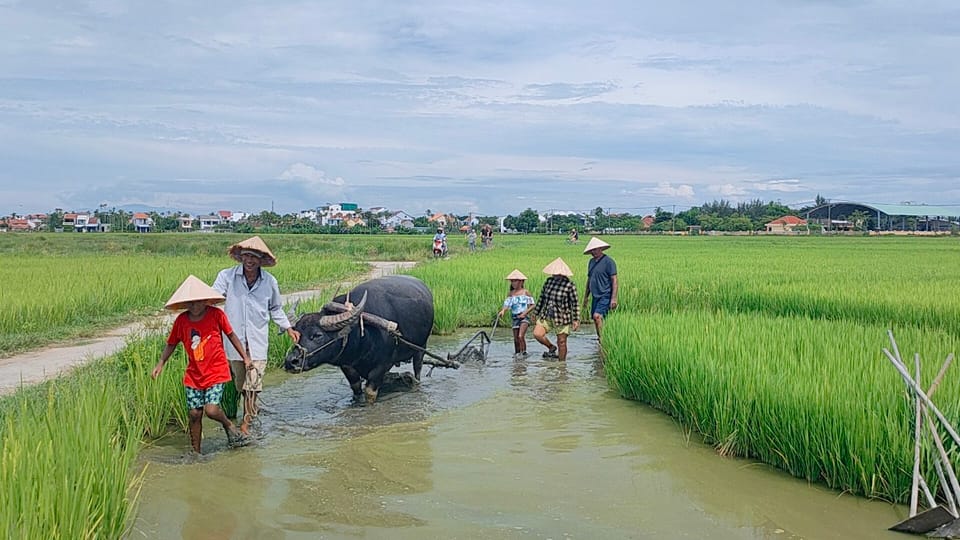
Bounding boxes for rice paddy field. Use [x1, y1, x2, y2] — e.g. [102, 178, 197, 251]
[1, 232, 958, 536]
[0, 233, 428, 357]
[408, 234, 960, 503]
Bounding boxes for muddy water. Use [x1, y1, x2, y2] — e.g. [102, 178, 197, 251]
[133, 330, 907, 539]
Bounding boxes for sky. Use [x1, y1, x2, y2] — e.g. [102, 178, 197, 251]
[1, 1, 959, 217]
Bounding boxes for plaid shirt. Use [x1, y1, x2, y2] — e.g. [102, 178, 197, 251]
[532, 276, 579, 325]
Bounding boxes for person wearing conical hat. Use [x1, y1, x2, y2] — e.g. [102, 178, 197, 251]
[531, 258, 580, 361]
[581, 236, 618, 340]
[213, 236, 300, 435]
[152, 275, 253, 453]
[497, 270, 536, 359]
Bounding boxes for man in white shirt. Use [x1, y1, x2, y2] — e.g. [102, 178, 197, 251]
[213, 236, 300, 435]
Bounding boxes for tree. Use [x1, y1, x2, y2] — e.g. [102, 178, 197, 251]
[848, 210, 870, 232]
[47, 211, 63, 231]
[514, 208, 540, 233]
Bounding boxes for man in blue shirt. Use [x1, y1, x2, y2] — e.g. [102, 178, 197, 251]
[581, 237, 618, 340]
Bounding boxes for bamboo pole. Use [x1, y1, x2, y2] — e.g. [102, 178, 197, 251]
[911, 352, 922, 516]
[933, 454, 958, 516]
[882, 348, 960, 450]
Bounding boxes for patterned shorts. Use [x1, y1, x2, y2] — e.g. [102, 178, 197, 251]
[184, 383, 226, 410]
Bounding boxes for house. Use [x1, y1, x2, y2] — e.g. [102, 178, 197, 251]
[765, 215, 807, 233]
[73, 213, 90, 232]
[26, 214, 47, 231]
[427, 212, 459, 230]
[297, 209, 320, 222]
[641, 215, 655, 229]
[85, 216, 111, 232]
[62, 213, 78, 228]
[343, 215, 367, 228]
[197, 214, 222, 231]
[178, 216, 194, 231]
[4, 218, 32, 231]
[131, 212, 153, 233]
[224, 211, 248, 223]
[382, 211, 415, 230]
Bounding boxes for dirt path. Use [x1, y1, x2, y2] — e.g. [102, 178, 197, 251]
[0, 261, 416, 396]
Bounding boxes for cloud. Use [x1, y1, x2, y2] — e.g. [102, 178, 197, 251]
[0, 1, 957, 217]
[653, 182, 696, 199]
[710, 183, 748, 197]
[752, 178, 804, 192]
[277, 163, 346, 190]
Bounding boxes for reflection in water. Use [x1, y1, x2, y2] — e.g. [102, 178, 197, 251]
[134, 329, 905, 539]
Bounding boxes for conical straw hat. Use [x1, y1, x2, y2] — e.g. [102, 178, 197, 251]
[505, 269, 528, 281]
[228, 235, 277, 266]
[164, 275, 226, 310]
[542, 257, 573, 277]
[582, 236, 611, 254]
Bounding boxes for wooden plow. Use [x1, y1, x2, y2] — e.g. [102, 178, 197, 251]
[883, 330, 960, 536]
[319, 301, 491, 374]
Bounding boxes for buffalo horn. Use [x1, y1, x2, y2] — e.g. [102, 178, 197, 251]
[318, 291, 368, 331]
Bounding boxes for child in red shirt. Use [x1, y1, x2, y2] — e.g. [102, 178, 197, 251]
[152, 275, 253, 453]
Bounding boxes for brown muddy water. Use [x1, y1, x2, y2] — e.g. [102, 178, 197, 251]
[133, 330, 908, 539]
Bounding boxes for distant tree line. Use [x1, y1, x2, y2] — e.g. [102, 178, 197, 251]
[38, 199, 811, 234]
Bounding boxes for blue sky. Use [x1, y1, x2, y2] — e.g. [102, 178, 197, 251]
[2, 0, 958, 217]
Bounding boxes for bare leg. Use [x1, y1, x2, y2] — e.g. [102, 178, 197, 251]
[188, 408, 204, 454]
[512, 327, 521, 354]
[557, 333, 569, 362]
[533, 323, 555, 353]
[592, 312, 604, 338]
[228, 360, 246, 420]
[204, 403, 236, 432]
[240, 391, 259, 435]
[518, 322, 529, 354]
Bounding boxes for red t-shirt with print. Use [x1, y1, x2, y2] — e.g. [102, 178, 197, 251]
[166, 307, 234, 390]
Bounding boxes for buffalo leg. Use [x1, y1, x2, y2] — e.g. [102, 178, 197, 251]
[340, 365, 363, 396]
[364, 362, 393, 403]
[413, 351, 424, 381]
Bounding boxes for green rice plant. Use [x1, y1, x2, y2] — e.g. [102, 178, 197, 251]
[0, 375, 144, 539]
[409, 245, 575, 333]
[0, 240, 364, 356]
[602, 310, 960, 501]
[113, 334, 189, 436]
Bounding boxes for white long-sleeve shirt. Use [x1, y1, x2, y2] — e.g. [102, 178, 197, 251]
[212, 265, 292, 361]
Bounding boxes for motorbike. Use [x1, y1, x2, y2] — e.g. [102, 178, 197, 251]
[433, 238, 447, 258]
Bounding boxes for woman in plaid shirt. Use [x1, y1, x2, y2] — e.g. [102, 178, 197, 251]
[532, 257, 580, 361]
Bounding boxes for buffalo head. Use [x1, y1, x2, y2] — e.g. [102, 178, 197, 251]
[284, 291, 367, 372]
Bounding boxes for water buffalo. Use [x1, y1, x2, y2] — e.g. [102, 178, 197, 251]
[284, 275, 434, 402]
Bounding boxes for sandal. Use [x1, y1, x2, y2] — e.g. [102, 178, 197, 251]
[542, 348, 558, 359]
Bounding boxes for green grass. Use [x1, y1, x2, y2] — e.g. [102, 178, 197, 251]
[2, 232, 959, 538]
[408, 234, 960, 502]
[0, 233, 445, 357]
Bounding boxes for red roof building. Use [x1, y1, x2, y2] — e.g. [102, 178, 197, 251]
[765, 215, 807, 233]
